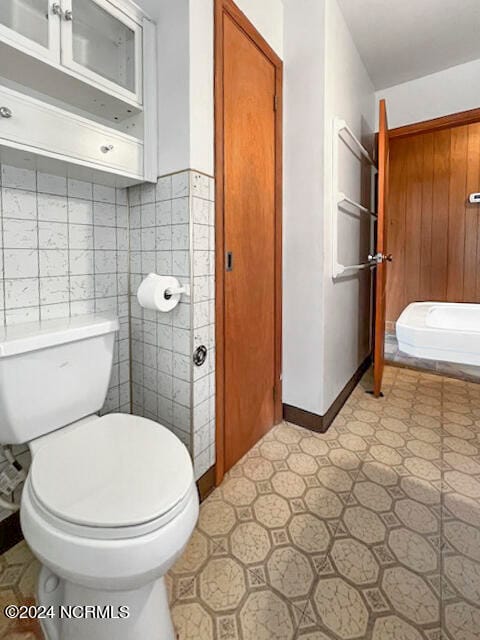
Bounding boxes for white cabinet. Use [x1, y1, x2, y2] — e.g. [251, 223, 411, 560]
[62, 0, 142, 105]
[0, 0, 60, 63]
[0, 85, 143, 179]
[0, 0, 144, 108]
[0, 0, 157, 185]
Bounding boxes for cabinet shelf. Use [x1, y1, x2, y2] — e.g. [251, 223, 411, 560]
[0, 40, 142, 122]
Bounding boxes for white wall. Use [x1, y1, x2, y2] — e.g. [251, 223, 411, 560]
[149, 0, 191, 176]
[234, 0, 284, 57]
[283, 0, 326, 415]
[282, 0, 375, 416]
[139, 0, 283, 177]
[376, 58, 480, 130]
[189, 0, 215, 175]
[321, 0, 375, 412]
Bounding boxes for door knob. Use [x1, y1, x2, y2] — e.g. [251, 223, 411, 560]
[368, 252, 393, 264]
[0, 107, 12, 118]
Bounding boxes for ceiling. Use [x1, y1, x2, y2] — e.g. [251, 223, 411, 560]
[337, 0, 480, 89]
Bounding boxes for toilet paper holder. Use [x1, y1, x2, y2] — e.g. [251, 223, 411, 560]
[164, 285, 187, 300]
[137, 273, 190, 313]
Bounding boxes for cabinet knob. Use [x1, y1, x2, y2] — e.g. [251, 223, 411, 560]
[0, 107, 12, 119]
[52, 3, 63, 17]
[64, 9, 73, 20]
[101, 144, 114, 154]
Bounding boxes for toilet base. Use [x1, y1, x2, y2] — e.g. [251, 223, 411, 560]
[37, 566, 176, 640]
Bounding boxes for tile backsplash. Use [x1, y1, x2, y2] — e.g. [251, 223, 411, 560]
[0, 163, 131, 521]
[0, 163, 130, 410]
[0, 165, 217, 525]
[129, 170, 216, 479]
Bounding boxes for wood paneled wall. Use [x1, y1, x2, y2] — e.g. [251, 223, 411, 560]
[387, 122, 480, 323]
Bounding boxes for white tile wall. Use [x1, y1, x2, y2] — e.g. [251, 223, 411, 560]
[191, 172, 216, 480]
[129, 170, 215, 479]
[0, 165, 217, 526]
[0, 164, 131, 522]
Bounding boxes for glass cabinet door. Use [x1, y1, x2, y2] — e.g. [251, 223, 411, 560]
[61, 0, 142, 105]
[0, 0, 60, 61]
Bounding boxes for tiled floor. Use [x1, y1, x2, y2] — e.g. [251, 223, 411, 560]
[1, 366, 480, 639]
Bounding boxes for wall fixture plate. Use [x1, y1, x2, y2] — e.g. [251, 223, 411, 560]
[193, 345, 207, 367]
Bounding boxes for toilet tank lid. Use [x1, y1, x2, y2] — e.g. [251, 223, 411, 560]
[0, 313, 119, 358]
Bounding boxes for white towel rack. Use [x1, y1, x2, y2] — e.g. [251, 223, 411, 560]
[332, 117, 377, 278]
[338, 193, 377, 218]
[336, 118, 375, 166]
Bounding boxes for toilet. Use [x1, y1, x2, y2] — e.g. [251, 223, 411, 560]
[0, 313, 199, 640]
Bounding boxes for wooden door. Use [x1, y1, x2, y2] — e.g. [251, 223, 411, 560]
[215, 0, 282, 478]
[373, 99, 390, 397]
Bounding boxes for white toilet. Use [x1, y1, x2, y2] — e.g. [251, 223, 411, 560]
[0, 313, 199, 640]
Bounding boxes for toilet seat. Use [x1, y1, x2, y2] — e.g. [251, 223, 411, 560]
[29, 413, 194, 539]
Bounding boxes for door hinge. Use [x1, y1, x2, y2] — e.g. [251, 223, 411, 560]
[274, 95, 278, 111]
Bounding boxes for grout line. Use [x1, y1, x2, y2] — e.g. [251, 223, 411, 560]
[189, 171, 196, 459]
[0, 169, 5, 328]
[33, 170, 41, 322]
[66, 188, 73, 319]
[126, 186, 134, 416]
[113, 194, 120, 412]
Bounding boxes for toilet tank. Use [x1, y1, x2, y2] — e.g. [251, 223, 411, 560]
[0, 313, 119, 445]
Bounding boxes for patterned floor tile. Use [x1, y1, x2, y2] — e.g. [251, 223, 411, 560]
[1, 366, 480, 639]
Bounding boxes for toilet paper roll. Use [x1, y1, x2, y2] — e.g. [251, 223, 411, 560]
[137, 274, 182, 312]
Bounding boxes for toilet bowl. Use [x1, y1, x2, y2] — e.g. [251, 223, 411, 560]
[20, 414, 198, 640]
[0, 313, 199, 640]
[22, 413, 199, 640]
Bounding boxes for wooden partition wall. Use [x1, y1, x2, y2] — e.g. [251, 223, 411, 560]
[387, 121, 480, 324]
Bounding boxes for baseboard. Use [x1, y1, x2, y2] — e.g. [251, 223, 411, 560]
[0, 511, 23, 555]
[282, 404, 325, 432]
[283, 354, 372, 433]
[196, 465, 216, 501]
